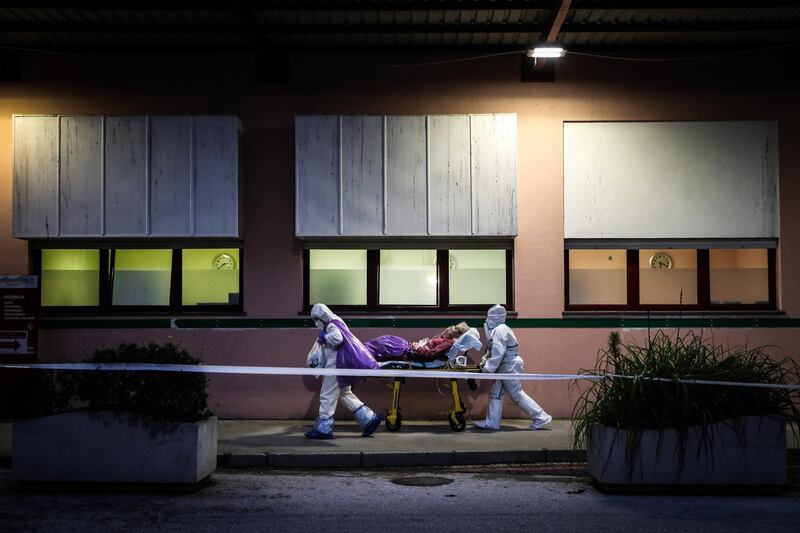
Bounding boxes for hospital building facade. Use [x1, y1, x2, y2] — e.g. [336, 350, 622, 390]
[1, 50, 799, 420]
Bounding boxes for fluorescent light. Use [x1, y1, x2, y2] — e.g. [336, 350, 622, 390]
[527, 46, 565, 58]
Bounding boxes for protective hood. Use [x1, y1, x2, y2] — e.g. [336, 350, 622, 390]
[485, 304, 507, 330]
[310, 303, 340, 325]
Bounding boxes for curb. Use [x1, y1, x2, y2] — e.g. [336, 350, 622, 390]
[216, 449, 588, 469]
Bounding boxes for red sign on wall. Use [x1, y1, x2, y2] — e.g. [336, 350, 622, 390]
[0, 275, 39, 361]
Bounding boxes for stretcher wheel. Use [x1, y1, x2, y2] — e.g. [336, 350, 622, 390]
[448, 411, 466, 432]
[386, 412, 402, 432]
[467, 379, 477, 391]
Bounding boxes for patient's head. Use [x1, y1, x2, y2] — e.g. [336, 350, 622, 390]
[445, 322, 470, 338]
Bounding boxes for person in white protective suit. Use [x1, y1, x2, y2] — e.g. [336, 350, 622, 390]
[473, 304, 552, 431]
[304, 303, 385, 439]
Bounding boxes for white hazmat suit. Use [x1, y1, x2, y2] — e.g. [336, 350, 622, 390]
[305, 303, 384, 439]
[474, 304, 552, 431]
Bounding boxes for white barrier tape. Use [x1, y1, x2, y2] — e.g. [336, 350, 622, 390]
[0, 363, 593, 382]
[0, 363, 798, 390]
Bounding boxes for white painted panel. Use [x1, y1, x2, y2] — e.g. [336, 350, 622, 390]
[60, 116, 102, 236]
[429, 115, 471, 235]
[193, 116, 239, 236]
[296, 116, 340, 236]
[105, 116, 147, 236]
[386, 116, 427, 235]
[471, 114, 517, 235]
[341, 116, 383, 235]
[564, 121, 779, 239]
[13, 116, 59, 237]
[149, 116, 191, 236]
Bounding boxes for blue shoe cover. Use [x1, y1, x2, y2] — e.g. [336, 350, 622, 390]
[305, 417, 335, 439]
[361, 414, 385, 437]
[304, 428, 335, 440]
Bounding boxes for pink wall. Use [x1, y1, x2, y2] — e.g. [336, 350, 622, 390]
[1, 51, 799, 419]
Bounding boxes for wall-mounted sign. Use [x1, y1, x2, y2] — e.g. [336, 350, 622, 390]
[0, 275, 39, 359]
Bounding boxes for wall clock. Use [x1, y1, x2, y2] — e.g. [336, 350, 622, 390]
[649, 252, 673, 270]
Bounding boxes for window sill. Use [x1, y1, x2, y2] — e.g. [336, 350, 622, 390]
[299, 309, 517, 318]
[562, 310, 784, 319]
[39, 310, 246, 318]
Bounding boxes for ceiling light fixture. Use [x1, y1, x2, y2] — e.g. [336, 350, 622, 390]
[527, 46, 566, 58]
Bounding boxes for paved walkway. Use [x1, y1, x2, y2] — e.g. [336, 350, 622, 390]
[217, 419, 578, 467]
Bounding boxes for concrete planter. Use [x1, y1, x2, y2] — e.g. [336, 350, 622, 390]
[587, 415, 787, 488]
[12, 411, 217, 486]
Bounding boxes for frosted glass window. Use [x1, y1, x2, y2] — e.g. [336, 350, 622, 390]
[182, 249, 241, 306]
[112, 250, 172, 306]
[449, 250, 506, 305]
[380, 250, 437, 305]
[568, 250, 627, 305]
[309, 250, 366, 305]
[710, 249, 769, 305]
[639, 249, 697, 305]
[41, 249, 99, 306]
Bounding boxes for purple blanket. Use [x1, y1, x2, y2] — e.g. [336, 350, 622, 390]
[365, 335, 413, 361]
[329, 319, 380, 388]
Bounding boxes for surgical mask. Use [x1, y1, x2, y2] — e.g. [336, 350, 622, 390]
[314, 319, 324, 329]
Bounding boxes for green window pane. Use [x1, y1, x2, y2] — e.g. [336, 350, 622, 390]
[112, 250, 172, 306]
[710, 249, 769, 305]
[449, 250, 506, 305]
[380, 250, 436, 305]
[309, 250, 366, 305]
[568, 250, 627, 305]
[182, 249, 241, 306]
[639, 249, 697, 305]
[41, 249, 100, 306]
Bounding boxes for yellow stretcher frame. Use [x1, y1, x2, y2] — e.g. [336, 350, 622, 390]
[383, 364, 481, 432]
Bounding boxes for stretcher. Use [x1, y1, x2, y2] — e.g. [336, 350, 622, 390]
[377, 328, 483, 432]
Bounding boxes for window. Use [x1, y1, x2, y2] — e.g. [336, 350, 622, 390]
[379, 250, 437, 305]
[308, 250, 366, 305]
[710, 249, 769, 305]
[182, 249, 241, 306]
[639, 249, 697, 305]
[41, 249, 100, 307]
[564, 246, 775, 311]
[303, 246, 512, 312]
[567, 250, 627, 305]
[113, 250, 172, 306]
[37, 246, 242, 314]
[449, 250, 507, 305]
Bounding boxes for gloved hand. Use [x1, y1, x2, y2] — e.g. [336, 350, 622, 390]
[317, 329, 327, 345]
[308, 357, 318, 369]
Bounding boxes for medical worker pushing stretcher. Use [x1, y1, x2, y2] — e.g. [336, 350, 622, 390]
[304, 303, 385, 440]
[474, 304, 552, 431]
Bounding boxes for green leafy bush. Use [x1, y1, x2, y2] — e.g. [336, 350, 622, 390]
[0, 343, 210, 423]
[573, 330, 800, 466]
[74, 343, 211, 423]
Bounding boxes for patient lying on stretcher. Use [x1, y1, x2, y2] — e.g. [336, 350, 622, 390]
[365, 322, 470, 363]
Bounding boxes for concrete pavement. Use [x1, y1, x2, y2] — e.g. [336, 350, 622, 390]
[217, 419, 579, 468]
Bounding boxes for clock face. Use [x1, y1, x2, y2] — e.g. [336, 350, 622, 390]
[649, 252, 673, 270]
[214, 253, 236, 271]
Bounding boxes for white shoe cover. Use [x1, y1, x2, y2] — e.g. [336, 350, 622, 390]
[529, 413, 552, 430]
[473, 398, 503, 430]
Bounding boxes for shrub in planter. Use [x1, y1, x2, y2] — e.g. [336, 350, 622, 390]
[573, 330, 800, 487]
[74, 342, 211, 423]
[12, 343, 216, 487]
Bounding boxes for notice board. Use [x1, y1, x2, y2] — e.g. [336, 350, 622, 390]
[0, 275, 39, 361]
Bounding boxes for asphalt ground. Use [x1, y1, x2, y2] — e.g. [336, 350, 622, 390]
[2, 466, 800, 533]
